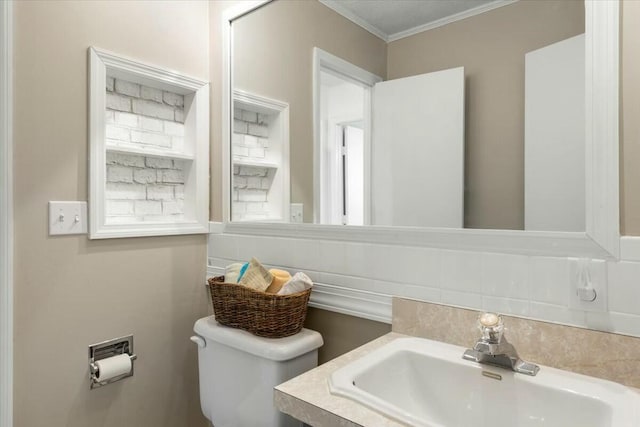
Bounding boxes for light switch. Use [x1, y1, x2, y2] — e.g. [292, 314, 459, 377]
[49, 201, 88, 235]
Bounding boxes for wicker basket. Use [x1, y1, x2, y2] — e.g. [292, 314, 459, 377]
[207, 276, 312, 338]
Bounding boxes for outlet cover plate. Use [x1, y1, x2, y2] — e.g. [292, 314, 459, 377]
[568, 258, 607, 312]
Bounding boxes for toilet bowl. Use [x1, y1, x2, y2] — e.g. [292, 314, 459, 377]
[192, 316, 323, 427]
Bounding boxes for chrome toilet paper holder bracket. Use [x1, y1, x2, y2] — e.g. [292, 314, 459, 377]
[88, 334, 137, 389]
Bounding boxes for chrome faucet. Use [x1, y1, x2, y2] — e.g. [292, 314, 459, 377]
[462, 312, 540, 376]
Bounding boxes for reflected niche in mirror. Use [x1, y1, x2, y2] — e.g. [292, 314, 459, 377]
[231, 0, 585, 231]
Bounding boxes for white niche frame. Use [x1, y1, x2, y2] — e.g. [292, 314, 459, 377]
[89, 47, 209, 239]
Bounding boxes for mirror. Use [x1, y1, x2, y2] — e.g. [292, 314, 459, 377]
[229, 0, 596, 231]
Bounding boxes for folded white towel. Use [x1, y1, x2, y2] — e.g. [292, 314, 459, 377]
[224, 263, 244, 284]
[277, 272, 313, 295]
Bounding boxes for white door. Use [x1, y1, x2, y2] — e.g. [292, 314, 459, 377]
[524, 34, 585, 232]
[371, 67, 465, 227]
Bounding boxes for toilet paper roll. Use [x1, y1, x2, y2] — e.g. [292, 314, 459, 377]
[95, 354, 132, 382]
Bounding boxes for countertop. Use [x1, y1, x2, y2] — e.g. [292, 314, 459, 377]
[274, 332, 407, 427]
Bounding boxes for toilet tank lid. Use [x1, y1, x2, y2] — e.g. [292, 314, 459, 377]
[194, 316, 324, 362]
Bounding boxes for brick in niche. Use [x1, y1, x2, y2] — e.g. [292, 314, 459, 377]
[233, 176, 247, 189]
[238, 166, 267, 177]
[107, 165, 133, 183]
[132, 99, 174, 121]
[171, 137, 184, 152]
[115, 112, 139, 128]
[172, 159, 185, 170]
[234, 146, 249, 157]
[133, 168, 156, 184]
[162, 200, 184, 215]
[164, 121, 184, 136]
[257, 113, 270, 125]
[238, 189, 267, 202]
[234, 119, 247, 134]
[106, 93, 131, 112]
[243, 135, 259, 148]
[106, 77, 115, 92]
[248, 123, 268, 138]
[246, 177, 262, 189]
[106, 182, 145, 200]
[174, 185, 185, 200]
[241, 110, 258, 123]
[131, 130, 171, 148]
[106, 200, 134, 216]
[106, 125, 130, 142]
[161, 169, 184, 184]
[140, 116, 163, 132]
[258, 138, 269, 148]
[105, 110, 115, 123]
[174, 109, 185, 123]
[107, 152, 145, 167]
[145, 157, 173, 169]
[249, 147, 265, 158]
[246, 202, 267, 213]
[163, 91, 184, 107]
[233, 107, 242, 120]
[147, 184, 174, 201]
[232, 133, 244, 146]
[141, 86, 163, 103]
[115, 79, 141, 97]
[134, 200, 162, 216]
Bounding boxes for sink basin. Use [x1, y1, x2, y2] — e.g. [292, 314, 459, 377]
[329, 337, 640, 427]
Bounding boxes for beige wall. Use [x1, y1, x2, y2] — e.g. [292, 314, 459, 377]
[13, 2, 209, 426]
[387, 1, 584, 230]
[304, 308, 391, 364]
[621, 0, 640, 235]
[231, 0, 387, 222]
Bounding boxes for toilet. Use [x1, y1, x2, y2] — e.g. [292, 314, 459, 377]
[191, 316, 323, 427]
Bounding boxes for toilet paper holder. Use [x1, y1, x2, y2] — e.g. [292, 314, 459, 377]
[88, 334, 137, 389]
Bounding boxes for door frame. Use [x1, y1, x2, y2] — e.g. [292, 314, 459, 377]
[0, 2, 13, 427]
[312, 47, 382, 224]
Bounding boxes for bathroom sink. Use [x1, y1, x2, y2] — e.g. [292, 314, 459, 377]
[329, 337, 640, 427]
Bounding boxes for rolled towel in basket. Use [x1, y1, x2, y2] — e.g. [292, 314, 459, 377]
[266, 269, 291, 294]
[224, 263, 244, 284]
[277, 272, 313, 295]
[238, 257, 273, 292]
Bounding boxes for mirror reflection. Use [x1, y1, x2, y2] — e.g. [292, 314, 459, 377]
[231, 0, 585, 231]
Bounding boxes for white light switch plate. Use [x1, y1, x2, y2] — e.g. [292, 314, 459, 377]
[49, 201, 88, 235]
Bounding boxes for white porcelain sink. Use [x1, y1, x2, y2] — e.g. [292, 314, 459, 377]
[329, 337, 640, 427]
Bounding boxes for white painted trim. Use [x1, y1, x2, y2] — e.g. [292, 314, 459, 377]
[0, 2, 12, 426]
[319, 0, 518, 43]
[620, 237, 640, 261]
[312, 48, 382, 224]
[222, 1, 271, 225]
[232, 89, 290, 222]
[88, 47, 209, 239]
[219, 1, 620, 261]
[584, 0, 620, 258]
[386, 1, 519, 42]
[209, 221, 224, 234]
[206, 266, 391, 324]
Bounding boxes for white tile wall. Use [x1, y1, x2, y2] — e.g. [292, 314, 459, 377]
[208, 232, 640, 337]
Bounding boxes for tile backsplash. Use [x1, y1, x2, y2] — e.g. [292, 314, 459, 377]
[208, 232, 640, 337]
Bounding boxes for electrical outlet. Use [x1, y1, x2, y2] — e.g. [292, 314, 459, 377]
[49, 201, 88, 235]
[290, 203, 303, 223]
[568, 258, 607, 312]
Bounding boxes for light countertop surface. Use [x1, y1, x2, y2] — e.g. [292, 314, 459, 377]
[275, 332, 407, 427]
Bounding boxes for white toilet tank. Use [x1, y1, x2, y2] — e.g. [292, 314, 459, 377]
[192, 316, 323, 427]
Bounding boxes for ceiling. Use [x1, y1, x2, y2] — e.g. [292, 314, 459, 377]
[319, 0, 517, 42]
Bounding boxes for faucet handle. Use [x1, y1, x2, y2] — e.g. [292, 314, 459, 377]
[478, 312, 504, 343]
